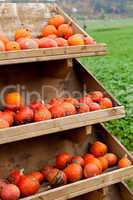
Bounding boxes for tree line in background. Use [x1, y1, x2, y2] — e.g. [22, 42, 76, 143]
[0, 0, 133, 19]
[57, 0, 133, 19]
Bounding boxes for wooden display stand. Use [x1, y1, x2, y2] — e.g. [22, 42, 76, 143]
[0, 3, 132, 200]
[0, 59, 125, 145]
[0, 124, 132, 200]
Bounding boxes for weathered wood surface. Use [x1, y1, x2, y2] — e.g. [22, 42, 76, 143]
[0, 124, 132, 200]
[0, 59, 125, 145]
[0, 3, 55, 39]
[0, 3, 107, 65]
[118, 182, 133, 200]
[0, 106, 124, 145]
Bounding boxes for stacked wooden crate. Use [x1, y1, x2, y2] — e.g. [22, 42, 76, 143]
[0, 3, 132, 200]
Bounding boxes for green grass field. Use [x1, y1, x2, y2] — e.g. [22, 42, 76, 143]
[80, 18, 133, 152]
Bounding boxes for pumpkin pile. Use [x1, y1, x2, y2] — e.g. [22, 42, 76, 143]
[0, 14, 96, 52]
[0, 141, 132, 199]
[0, 91, 113, 129]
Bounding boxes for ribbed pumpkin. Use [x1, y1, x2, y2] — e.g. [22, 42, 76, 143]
[47, 168, 67, 187]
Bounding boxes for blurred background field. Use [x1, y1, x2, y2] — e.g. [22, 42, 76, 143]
[79, 18, 133, 31]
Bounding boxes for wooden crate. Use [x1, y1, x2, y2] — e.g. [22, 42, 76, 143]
[0, 3, 107, 65]
[35, 183, 133, 200]
[0, 59, 125, 144]
[0, 124, 132, 200]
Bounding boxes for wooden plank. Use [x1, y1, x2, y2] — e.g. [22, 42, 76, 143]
[0, 51, 107, 66]
[0, 106, 125, 145]
[0, 44, 107, 65]
[0, 3, 107, 65]
[88, 186, 122, 200]
[34, 183, 133, 200]
[21, 166, 133, 200]
[0, 44, 106, 61]
[118, 182, 133, 200]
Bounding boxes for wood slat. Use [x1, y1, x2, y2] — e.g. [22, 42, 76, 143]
[0, 44, 107, 65]
[34, 183, 133, 200]
[0, 51, 106, 66]
[0, 106, 125, 145]
[118, 182, 133, 200]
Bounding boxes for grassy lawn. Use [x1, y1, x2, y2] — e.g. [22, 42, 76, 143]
[80, 19, 133, 152]
[78, 18, 133, 31]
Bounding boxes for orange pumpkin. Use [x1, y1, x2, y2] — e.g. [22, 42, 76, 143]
[118, 155, 132, 168]
[39, 38, 57, 48]
[57, 24, 74, 39]
[100, 98, 113, 109]
[90, 141, 108, 157]
[104, 153, 118, 166]
[84, 36, 96, 45]
[48, 15, 65, 28]
[71, 156, 84, 167]
[56, 152, 72, 169]
[83, 154, 95, 165]
[14, 28, 32, 41]
[55, 37, 68, 47]
[18, 38, 39, 49]
[64, 163, 83, 183]
[29, 172, 44, 183]
[41, 25, 57, 37]
[4, 92, 23, 110]
[98, 156, 109, 171]
[68, 34, 84, 46]
[6, 41, 20, 51]
[47, 168, 67, 187]
[84, 163, 100, 178]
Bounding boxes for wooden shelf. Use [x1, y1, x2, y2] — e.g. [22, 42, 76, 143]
[0, 124, 132, 199]
[0, 106, 125, 145]
[16, 124, 132, 200]
[21, 167, 133, 200]
[0, 3, 131, 200]
[0, 59, 125, 145]
[0, 3, 107, 66]
[33, 182, 133, 200]
[0, 44, 107, 66]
